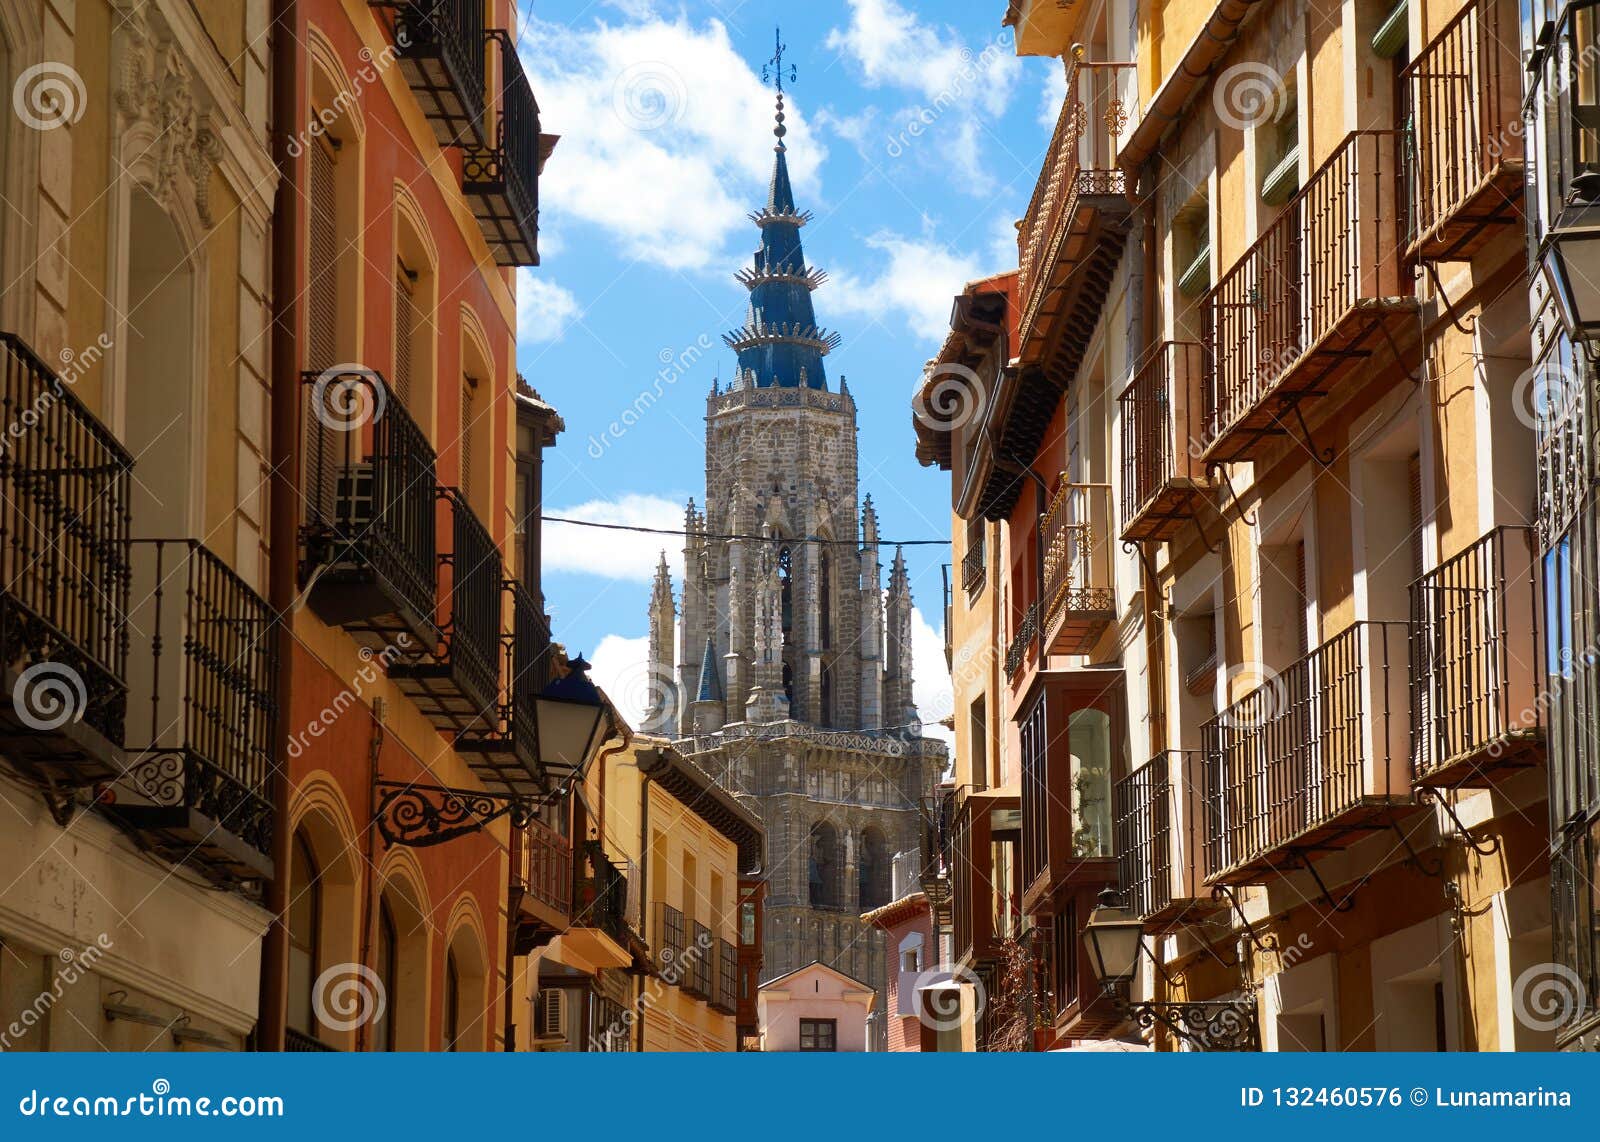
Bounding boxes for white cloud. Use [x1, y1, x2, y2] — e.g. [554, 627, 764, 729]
[1038, 64, 1068, 129]
[519, 15, 825, 270]
[516, 270, 582, 343]
[831, 229, 996, 342]
[825, 0, 1019, 118]
[543, 493, 687, 583]
[911, 605, 954, 747]
[588, 632, 655, 732]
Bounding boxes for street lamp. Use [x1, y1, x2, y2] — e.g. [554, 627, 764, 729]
[1080, 888, 1260, 1051]
[535, 655, 612, 788]
[1541, 174, 1600, 343]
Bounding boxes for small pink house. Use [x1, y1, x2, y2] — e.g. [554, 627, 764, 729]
[757, 962, 875, 1052]
[863, 892, 936, 1052]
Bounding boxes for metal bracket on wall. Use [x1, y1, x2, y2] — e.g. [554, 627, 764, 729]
[1282, 399, 1336, 468]
[1417, 786, 1501, 857]
[373, 780, 535, 849]
[1290, 848, 1358, 913]
[1391, 819, 1445, 878]
[1206, 462, 1258, 527]
[1423, 259, 1476, 336]
[1211, 883, 1277, 955]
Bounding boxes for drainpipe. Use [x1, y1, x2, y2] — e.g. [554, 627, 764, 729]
[635, 758, 651, 1052]
[503, 822, 521, 1052]
[258, 0, 300, 1054]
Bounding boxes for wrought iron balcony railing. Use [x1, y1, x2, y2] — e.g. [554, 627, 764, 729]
[389, 486, 500, 729]
[1004, 601, 1038, 678]
[108, 539, 278, 885]
[1201, 621, 1413, 885]
[1114, 754, 1174, 921]
[458, 579, 556, 795]
[1410, 524, 1543, 786]
[509, 813, 571, 954]
[464, 31, 542, 265]
[711, 937, 738, 1015]
[284, 1028, 337, 1052]
[961, 540, 985, 593]
[685, 920, 714, 999]
[574, 841, 636, 951]
[1204, 131, 1414, 464]
[653, 901, 685, 977]
[0, 332, 131, 779]
[1400, 0, 1523, 260]
[300, 368, 440, 654]
[1041, 480, 1115, 656]
[372, 0, 486, 147]
[1017, 58, 1134, 355]
[1118, 342, 1210, 542]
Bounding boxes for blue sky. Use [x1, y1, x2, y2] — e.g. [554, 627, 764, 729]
[512, 0, 1063, 727]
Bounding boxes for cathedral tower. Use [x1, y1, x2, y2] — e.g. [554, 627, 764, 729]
[645, 34, 944, 1011]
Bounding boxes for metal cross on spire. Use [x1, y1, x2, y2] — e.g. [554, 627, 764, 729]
[762, 26, 797, 147]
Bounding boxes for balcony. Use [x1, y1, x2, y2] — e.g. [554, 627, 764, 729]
[1118, 343, 1210, 542]
[1201, 622, 1414, 886]
[684, 920, 714, 1000]
[961, 539, 985, 593]
[300, 368, 441, 656]
[1411, 525, 1544, 787]
[951, 789, 1020, 965]
[1114, 751, 1219, 931]
[510, 815, 571, 954]
[1017, 57, 1133, 379]
[104, 540, 277, 886]
[711, 938, 738, 1015]
[372, 0, 486, 147]
[0, 333, 131, 787]
[567, 841, 638, 970]
[284, 1028, 337, 1052]
[1004, 601, 1037, 679]
[389, 487, 501, 730]
[653, 901, 685, 978]
[1204, 131, 1416, 464]
[1041, 481, 1115, 656]
[1401, 0, 1523, 261]
[463, 33, 542, 265]
[456, 579, 556, 796]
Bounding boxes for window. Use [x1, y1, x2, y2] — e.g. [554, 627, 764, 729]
[443, 948, 461, 1051]
[740, 902, 757, 945]
[460, 375, 477, 503]
[798, 1018, 837, 1051]
[287, 831, 320, 1036]
[393, 265, 417, 406]
[819, 552, 832, 648]
[373, 899, 398, 1052]
[969, 696, 988, 790]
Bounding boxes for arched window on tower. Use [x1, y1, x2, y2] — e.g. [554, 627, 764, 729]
[778, 546, 793, 634]
[819, 552, 832, 649]
[858, 828, 890, 910]
[809, 822, 839, 909]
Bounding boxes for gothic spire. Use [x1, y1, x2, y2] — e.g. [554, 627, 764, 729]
[724, 28, 840, 390]
[696, 635, 723, 702]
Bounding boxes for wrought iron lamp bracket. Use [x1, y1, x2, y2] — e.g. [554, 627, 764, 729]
[1417, 786, 1501, 857]
[374, 780, 535, 849]
[1113, 987, 1262, 1051]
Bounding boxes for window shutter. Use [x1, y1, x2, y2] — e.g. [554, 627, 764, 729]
[461, 377, 475, 502]
[1408, 452, 1424, 580]
[306, 138, 339, 521]
[394, 270, 416, 406]
[1295, 540, 1310, 659]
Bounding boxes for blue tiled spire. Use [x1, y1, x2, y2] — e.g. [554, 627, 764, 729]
[723, 57, 839, 390]
[696, 635, 723, 702]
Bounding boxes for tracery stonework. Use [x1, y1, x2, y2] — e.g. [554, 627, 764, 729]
[646, 104, 945, 1005]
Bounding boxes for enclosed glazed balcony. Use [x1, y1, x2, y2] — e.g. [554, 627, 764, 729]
[300, 368, 441, 656]
[463, 32, 542, 266]
[1201, 622, 1413, 886]
[1204, 131, 1416, 464]
[0, 333, 131, 786]
[1114, 751, 1219, 931]
[456, 579, 556, 796]
[1017, 57, 1133, 379]
[104, 540, 277, 886]
[1041, 481, 1115, 656]
[951, 788, 1020, 965]
[371, 0, 486, 147]
[1401, 0, 1523, 261]
[510, 813, 572, 954]
[1118, 342, 1210, 542]
[1411, 525, 1544, 786]
[389, 487, 501, 730]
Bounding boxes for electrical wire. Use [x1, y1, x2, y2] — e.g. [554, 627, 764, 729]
[540, 514, 952, 546]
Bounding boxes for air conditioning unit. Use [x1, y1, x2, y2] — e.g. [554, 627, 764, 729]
[534, 988, 567, 1046]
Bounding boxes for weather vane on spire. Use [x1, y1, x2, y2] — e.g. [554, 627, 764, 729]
[761, 26, 797, 147]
